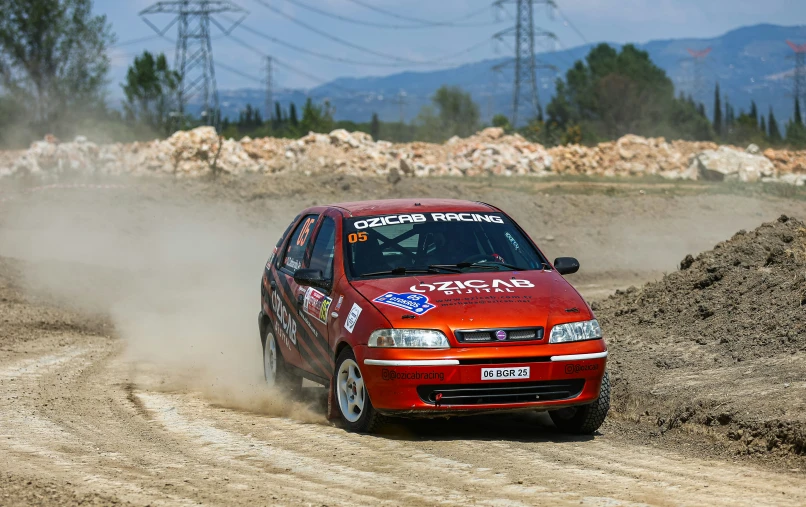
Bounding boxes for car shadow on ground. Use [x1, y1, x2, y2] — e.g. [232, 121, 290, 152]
[296, 385, 598, 444]
[378, 411, 598, 444]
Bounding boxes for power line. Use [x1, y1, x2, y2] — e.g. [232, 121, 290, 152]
[250, 0, 424, 64]
[553, 5, 588, 45]
[226, 24, 403, 67]
[111, 35, 162, 48]
[227, 16, 493, 68]
[278, 0, 434, 29]
[343, 0, 494, 27]
[216, 60, 264, 83]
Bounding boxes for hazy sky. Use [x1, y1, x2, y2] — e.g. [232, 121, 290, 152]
[99, 0, 805, 97]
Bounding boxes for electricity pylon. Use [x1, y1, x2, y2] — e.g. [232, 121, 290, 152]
[140, 1, 247, 128]
[492, 0, 557, 127]
[787, 40, 806, 104]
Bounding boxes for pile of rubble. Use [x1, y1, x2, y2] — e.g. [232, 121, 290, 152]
[1, 126, 805, 185]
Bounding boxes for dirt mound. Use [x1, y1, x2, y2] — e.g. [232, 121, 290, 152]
[596, 215, 806, 460]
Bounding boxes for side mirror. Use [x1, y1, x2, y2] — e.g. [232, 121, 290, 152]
[293, 268, 330, 291]
[553, 257, 580, 275]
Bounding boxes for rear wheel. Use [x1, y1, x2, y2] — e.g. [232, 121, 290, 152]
[262, 330, 301, 394]
[549, 371, 610, 435]
[335, 348, 384, 433]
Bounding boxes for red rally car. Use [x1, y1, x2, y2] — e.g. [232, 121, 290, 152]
[259, 199, 609, 433]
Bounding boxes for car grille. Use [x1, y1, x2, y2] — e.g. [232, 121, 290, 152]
[417, 379, 584, 406]
[455, 327, 544, 343]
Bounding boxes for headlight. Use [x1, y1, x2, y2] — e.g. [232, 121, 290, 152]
[549, 319, 602, 343]
[368, 329, 450, 348]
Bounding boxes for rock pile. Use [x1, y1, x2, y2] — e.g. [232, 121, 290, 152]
[1, 126, 805, 184]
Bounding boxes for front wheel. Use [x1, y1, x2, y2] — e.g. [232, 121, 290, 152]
[262, 330, 301, 394]
[334, 348, 384, 433]
[549, 371, 610, 435]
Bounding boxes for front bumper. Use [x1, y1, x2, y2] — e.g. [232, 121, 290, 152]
[355, 341, 607, 416]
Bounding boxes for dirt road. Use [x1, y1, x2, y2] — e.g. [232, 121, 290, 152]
[2, 330, 805, 506]
[1, 175, 805, 505]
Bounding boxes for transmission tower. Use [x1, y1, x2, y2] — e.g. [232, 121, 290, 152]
[787, 40, 806, 104]
[492, 0, 557, 127]
[264, 56, 273, 125]
[140, 1, 248, 128]
[682, 47, 712, 96]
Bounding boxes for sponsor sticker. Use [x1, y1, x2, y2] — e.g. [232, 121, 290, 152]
[345, 303, 362, 333]
[352, 213, 504, 230]
[564, 363, 599, 375]
[303, 287, 332, 324]
[381, 369, 444, 381]
[334, 294, 344, 311]
[270, 289, 297, 347]
[505, 232, 520, 251]
[410, 278, 534, 295]
[373, 292, 436, 315]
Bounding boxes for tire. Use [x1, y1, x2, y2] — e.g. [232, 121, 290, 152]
[549, 371, 610, 435]
[262, 328, 301, 395]
[334, 347, 384, 433]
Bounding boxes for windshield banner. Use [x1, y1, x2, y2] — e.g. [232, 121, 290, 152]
[349, 213, 504, 230]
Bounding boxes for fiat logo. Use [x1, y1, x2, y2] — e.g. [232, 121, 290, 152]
[495, 330, 507, 341]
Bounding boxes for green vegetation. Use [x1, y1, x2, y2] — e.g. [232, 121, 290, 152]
[0, 4, 804, 149]
[0, 0, 117, 146]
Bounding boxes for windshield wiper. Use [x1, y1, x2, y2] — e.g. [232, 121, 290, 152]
[360, 265, 461, 277]
[454, 261, 526, 271]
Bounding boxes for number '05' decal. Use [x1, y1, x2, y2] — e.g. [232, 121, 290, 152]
[347, 231, 368, 244]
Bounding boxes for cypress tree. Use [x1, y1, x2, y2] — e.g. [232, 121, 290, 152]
[768, 107, 782, 142]
[795, 97, 803, 126]
[273, 101, 283, 130]
[713, 83, 722, 136]
[750, 100, 758, 128]
[289, 102, 299, 127]
[760, 115, 767, 136]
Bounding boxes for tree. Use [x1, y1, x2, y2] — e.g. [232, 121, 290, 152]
[370, 112, 380, 140]
[768, 107, 782, 143]
[786, 97, 806, 147]
[760, 115, 767, 137]
[713, 83, 722, 137]
[491, 114, 513, 133]
[415, 85, 480, 141]
[0, 0, 115, 136]
[545, 43, 712, 142]
[750, 100, 759, 128]
[289, 102, 299, 128]
[122, 51, 179, 137]
[299, 97, 334, 134]
[273, 101, 283, 130]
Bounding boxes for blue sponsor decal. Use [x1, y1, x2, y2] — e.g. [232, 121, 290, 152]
[373, 292, 436, 315]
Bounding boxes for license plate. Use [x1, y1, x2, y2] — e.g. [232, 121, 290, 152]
[481, 367, 530, 381]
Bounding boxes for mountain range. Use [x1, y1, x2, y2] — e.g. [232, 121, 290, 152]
[212, 23, 806, 128]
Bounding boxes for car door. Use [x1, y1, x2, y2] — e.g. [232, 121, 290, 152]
[297, 214, 338, 379]
[273, 213, 324, 378]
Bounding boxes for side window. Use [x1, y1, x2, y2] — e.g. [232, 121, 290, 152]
[308, 217, 336, 281]
[282, 214, 318, 272]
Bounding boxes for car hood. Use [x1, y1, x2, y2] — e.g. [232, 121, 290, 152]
[350, 270, 592, 337]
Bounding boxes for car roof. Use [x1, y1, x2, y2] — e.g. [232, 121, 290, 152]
[327, 198, 498, 217]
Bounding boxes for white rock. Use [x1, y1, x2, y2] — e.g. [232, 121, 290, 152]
[691, 147, 775, 183]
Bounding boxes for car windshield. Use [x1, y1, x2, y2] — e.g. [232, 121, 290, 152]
[343, 212, 546, 278]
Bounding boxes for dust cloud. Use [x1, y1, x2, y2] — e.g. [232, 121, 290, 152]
[0, 184, 324, 423]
